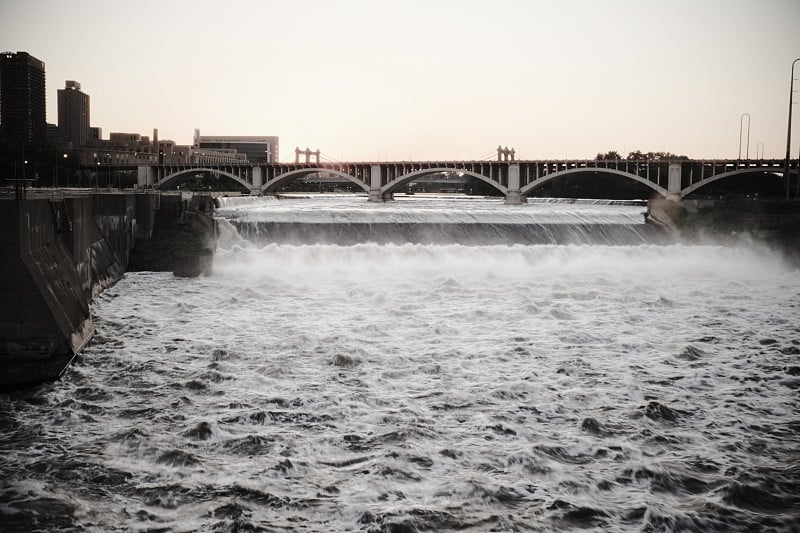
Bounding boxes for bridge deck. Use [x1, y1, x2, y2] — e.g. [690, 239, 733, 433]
[81, 158, 798, 201]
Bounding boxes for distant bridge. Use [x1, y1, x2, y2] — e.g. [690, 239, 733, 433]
[134, 159, 798, 203]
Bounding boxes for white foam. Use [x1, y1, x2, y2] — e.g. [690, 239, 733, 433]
[218, 195, 647, 225]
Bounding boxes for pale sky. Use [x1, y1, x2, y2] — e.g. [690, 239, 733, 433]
[1, 0, 798, 161]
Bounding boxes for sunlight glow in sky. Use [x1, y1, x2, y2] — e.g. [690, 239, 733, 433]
[2, 0, 799, 161]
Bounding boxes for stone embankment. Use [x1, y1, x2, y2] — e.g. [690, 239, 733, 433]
[0, 191, 216, 390]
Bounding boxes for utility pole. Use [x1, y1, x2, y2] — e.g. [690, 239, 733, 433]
[784, 58, 800, 199]
[739, 113, 750, 160]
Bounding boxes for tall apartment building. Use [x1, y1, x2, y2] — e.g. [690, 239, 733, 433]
[58, 80, 90, 147]
[194, 129, 279, 163]
[0, 51, 47, 144]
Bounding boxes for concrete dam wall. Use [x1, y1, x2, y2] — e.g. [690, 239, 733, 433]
[0, 192, 213, 390]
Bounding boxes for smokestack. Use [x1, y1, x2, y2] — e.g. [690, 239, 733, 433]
[153, 128, 160, 163]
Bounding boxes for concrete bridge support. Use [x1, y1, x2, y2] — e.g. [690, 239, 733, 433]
[368, 165, 384, 202]
[505, 164, 522, 204]
[137, 166, 155, 188]
[251, 167, 263, 196]
[667, 163, 682, 201]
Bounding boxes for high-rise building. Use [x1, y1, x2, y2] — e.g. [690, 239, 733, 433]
[0, 51, 47, 144]
[58, 80, 90, 147]
[194, 129, 279, 163]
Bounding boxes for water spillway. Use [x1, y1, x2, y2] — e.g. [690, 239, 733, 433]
[216, 194, 667, 245]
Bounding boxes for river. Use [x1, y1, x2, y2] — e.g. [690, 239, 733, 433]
[1, 195, 798, 532]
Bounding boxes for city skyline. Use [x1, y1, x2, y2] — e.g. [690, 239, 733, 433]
[1, 0, 799, 162]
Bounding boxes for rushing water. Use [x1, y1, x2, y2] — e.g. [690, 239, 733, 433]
[217, 195, 662, 246]
[2, 196, 799, 532]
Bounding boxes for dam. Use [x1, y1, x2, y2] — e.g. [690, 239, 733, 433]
[2, 191, 798, 391]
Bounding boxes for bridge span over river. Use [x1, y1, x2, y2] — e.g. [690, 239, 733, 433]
[136, 158, 798, 203]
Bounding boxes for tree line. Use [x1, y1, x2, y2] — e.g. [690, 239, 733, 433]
[595, 150, 689, 161]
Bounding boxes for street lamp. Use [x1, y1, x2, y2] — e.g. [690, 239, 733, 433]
[738, 113, 750, 160]
[54, 152, 67, 188]
[62, 153, 68, 187]
[785, 58, 800, 200]
[22, 159, 28, 197]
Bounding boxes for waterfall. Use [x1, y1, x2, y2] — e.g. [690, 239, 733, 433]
[215, 195, 665, 246]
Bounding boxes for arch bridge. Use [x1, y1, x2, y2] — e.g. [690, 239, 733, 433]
[136, 158, 798, 203]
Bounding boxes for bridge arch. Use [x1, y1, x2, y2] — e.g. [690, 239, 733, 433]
[519, 167, 668, 198]
[382, 168, 508, 196]
[680, 167, 785, 198]
[260, 168, 371, 194]
[154, 167, 252, 191]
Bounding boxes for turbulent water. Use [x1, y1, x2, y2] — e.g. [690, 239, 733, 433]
[2, 195, 799, 532]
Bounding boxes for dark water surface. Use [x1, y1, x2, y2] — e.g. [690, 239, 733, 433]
[2, 197, 799, 532]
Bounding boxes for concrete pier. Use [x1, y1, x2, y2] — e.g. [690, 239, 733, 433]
[505, 164, 523, 204]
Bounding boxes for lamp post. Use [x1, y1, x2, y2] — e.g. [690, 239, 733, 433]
[22, 159, 28, 198]
[785, 58, 800, 200]
[54, 152, 67, 188]
[738, 113, 750, 160]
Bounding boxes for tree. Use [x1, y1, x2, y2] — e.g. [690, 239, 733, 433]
[596, 149, 689, 161]
[626, 150, 688, 161]
[595, 150, 623, 160]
